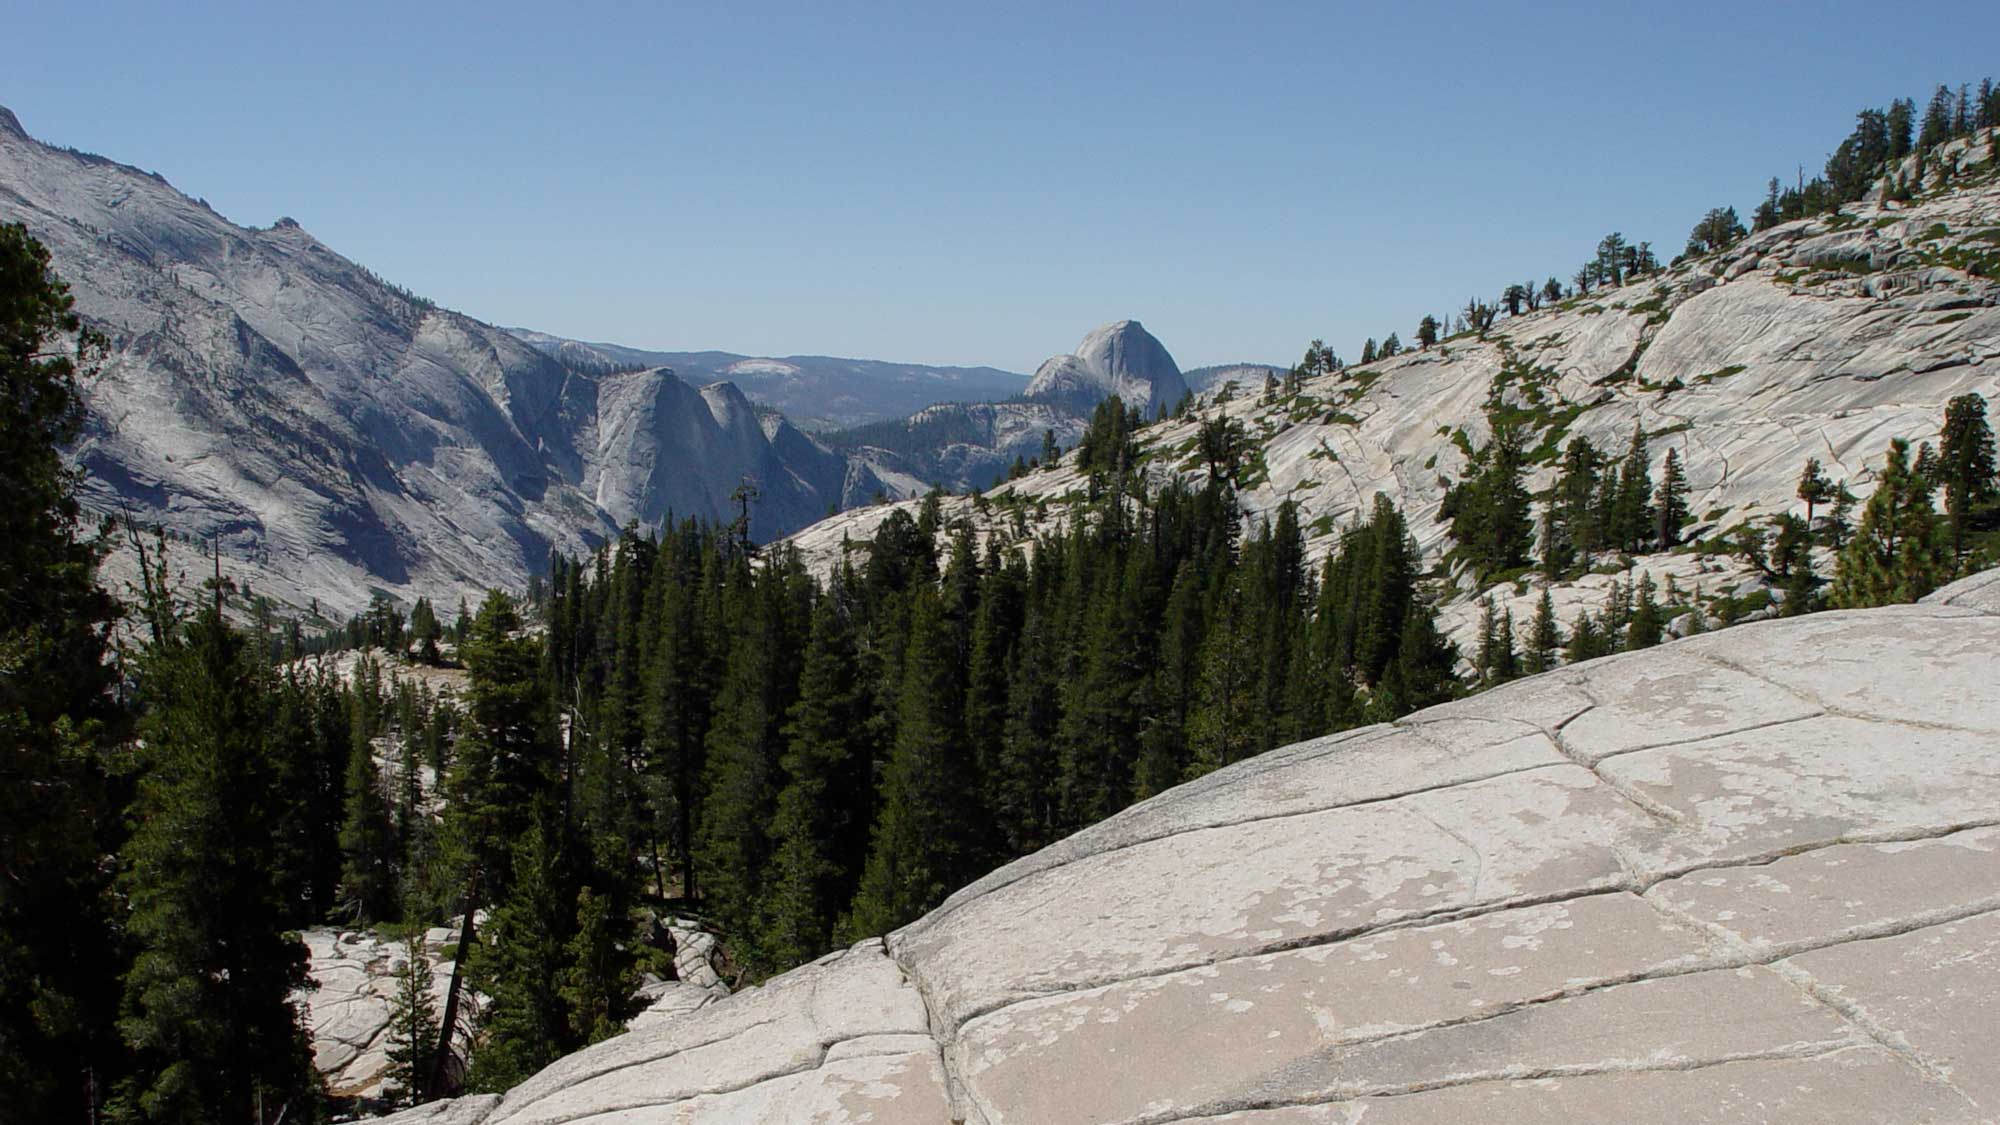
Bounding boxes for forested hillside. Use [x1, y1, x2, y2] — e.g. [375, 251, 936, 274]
[5, 75, 2000, 1125]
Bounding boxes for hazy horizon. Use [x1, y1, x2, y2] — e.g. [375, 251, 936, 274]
[11, 1, 2000, 372]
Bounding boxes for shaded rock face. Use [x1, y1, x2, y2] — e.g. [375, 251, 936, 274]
[1025, 319, 1190, 417]
[380, 577, 2000, 1123]
[0, 107, 881, 618]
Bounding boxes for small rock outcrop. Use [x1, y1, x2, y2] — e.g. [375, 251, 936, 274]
[306, 918, 725, 1103]
[379, 573, 2000, 1122]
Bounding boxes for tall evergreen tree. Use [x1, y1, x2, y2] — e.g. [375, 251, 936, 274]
[337, 735, 399, 924]
[1612, 424, 1654, 553]
[757, 577, 876, 970]
[382, 925, 440, 1110]
[1932, 393, 1997, 569]
[467, 811, 575, 1092]
[114, 599, 315, 1125]
[1627, 573, 1664, 650]
[1365, 603, 1456, 721]
[1184, 581, 1260, 779]
[560, 886, 639, 1046]
[1653, 448, 1689, 547]
[846, 584, 979, 937]
[0, 222, 128, 1123]
[694, 558, 807, 946]
[1525, 588, 1562, 675]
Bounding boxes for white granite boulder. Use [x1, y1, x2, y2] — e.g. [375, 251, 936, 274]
[378, 580, 2000, 1122]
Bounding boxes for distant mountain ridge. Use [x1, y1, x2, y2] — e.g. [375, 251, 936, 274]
[0, 105, 918, 616]
[787, 130, 2000, 660]
[824, 319, 1196, 493]
[506, 329, 1028, 431]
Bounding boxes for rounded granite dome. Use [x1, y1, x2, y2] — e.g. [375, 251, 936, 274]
[1025, 319, 1190, 418]
[383, 571, 2000, 1123]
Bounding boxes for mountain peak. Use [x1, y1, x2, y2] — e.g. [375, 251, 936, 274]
[0, 106, 24, 140]
[1025, 318, 1188, 416]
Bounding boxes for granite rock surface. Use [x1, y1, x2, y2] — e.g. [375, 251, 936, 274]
[377, 572, 2000, 1122]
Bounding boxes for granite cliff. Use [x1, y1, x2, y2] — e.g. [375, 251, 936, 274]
[0, 106, 905, 618]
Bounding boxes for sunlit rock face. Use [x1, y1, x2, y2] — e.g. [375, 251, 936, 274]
[0, 106, 883, 619]
[785, 137, 2000, 658]
[381, 572, 2000, 1123]
[1025, 319, 1191, 418]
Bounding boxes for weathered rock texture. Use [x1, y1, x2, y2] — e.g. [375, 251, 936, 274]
[305, 918, 725, 1101]
[302, 927, 465, 1099]
[0, 106, 911, 618]
[380, 573, 2000, 1123]
[788, 138, 2000, 655]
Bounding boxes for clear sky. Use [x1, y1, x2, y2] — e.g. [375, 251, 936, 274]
[10, 2, 1999, 373]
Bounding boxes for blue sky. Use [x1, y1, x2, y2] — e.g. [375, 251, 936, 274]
[11, 2, 1999, 373]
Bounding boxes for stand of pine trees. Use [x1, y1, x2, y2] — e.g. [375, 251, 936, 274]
[522, 418, 1460, 988]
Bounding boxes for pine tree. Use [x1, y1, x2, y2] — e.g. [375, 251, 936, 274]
[1565, 611, 1611, 664]
[337, 733, 399, 924]
[847, 584, 979, 936]
[1888, 97, 1916, 160]
[1525, 588, 1562, 674]
[1627, 573, 1664, 649]
[1933, 393, 1997, 569]
[1829, 438, 1951, 608]
[1613, 424, 1654, 552]
[1771, 515, 1819, 616]
[1797, 457, 1834, 538]
[1820, 479, 1854, 547]
[1184, 581, 1260, 778]
[383, 925, 440, 1110]
[1653, 448, 1690, 547]
[445, 592, 556, 896]
[1474, 596, 1503, 686]
[1920, 85, 1956, 151]
[0, 223, 128, 1123]
[114, 599, 315, 1125]
[756, 579, 875, 970]
[1133, 562, 1204, 797]
[409, 597, 442, 664]
[1553, 437, 1604, 561]
[467, 810, 574, 1092]
[560, 887, 639, 1045]
[694, 561, 806, 947]
[1365, 604, 1457, 722]
[1493, 609, 1519, 684]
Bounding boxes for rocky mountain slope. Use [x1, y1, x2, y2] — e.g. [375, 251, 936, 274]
[507, 330, 1028, 432]
[379, 572, 2000, 1123]
[0, 106, 912, 618]
[789, 132, 2000, 654]
[1183, 361, 1288, 396]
